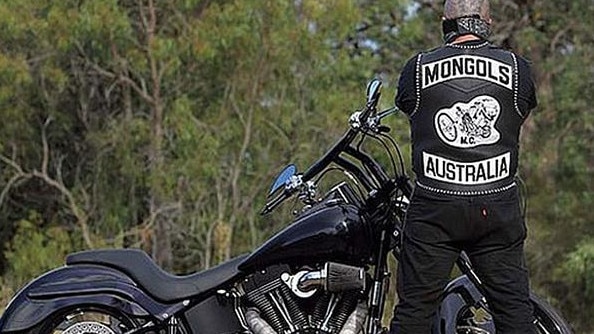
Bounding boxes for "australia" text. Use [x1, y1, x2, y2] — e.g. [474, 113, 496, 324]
[422, 151, 511, 185]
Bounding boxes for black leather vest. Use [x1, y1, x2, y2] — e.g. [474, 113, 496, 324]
[409, 42, 523, 195]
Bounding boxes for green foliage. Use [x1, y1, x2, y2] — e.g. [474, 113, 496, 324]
[0, 0, 591, 330]
[3, 211, 76, 288]
[560, 239, 594, 298]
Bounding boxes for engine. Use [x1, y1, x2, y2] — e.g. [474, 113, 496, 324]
[236, 263, 369, 334]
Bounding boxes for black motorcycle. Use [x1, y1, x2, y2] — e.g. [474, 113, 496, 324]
[0, 80, 572, 334]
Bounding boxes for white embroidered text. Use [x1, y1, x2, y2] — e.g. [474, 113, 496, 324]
[423, 152, 510, 185]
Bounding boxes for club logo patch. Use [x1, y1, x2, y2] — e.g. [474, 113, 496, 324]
[423, 151, 510, 185]
[434, 95, 501, 148]
[421, 55, 513, 90]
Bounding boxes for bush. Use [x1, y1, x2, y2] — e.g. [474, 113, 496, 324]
[1, 212, 76, 304]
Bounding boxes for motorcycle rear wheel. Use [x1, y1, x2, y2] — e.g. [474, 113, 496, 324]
[33, 306, 139, 334]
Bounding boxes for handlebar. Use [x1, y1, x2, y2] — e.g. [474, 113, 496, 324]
[302, 127, 358, 182]
[261, 101, 379, 215]
[302, 82, 381, 182]
[261, 79, 398, 215]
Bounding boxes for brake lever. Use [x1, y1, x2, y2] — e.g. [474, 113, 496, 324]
[362, 107, 398, 134]
[286, 174, 317, 206]
[349, 111, 365, 129]
[377, 106, 398, 120]
[298, 180, 317, 205]
[260, 174, 317, 215]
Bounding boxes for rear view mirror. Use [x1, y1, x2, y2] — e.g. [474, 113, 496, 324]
[267, 164, 297, 196]
[366, 79, 382, 106]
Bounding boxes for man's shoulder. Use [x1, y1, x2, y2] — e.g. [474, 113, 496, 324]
[400, 46, 444, 71]
[403, 44, 444, 60]
[399, 52, 421, 74]
[487, 44, 533, 65]
[485, 44, 516, 58]
[419, 45, 447, 57]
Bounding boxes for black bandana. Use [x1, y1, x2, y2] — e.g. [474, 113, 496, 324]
[442, 15, 491, 43]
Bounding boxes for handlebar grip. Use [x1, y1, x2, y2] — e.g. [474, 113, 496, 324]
[261, 190, 290, 215]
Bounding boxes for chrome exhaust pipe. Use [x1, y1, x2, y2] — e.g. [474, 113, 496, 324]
[338, 302, 369, 334]
[245, 308, 277, 334]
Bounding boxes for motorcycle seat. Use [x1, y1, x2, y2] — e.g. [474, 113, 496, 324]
[66, 248, 247, 303]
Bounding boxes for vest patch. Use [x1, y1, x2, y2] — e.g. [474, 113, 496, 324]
[434, 95, 501, 148]
[422, 151, 510, 185]
[421, 55, 512, 90]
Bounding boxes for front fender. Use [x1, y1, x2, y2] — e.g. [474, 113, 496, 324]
[433, 275, 495, 334]
[0, 264, 166, 332]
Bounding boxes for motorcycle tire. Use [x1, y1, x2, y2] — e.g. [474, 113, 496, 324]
[454, 293, 573, 334]
[31, 305, 140, 334]
[531, 293, 573, 334]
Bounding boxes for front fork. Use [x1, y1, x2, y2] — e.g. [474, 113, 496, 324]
[366, 229, 393, 334]
[455, 253, 491, 313]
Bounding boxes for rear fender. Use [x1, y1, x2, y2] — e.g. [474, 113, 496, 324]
[0, 264, 178, 332]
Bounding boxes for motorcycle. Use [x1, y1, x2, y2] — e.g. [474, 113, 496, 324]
[0, 79, 572, 334]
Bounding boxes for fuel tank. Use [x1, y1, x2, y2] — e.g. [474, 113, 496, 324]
[239, 201, 375, 272]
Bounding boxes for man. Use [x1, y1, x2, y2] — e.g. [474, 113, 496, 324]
[390, 0, 538, 333]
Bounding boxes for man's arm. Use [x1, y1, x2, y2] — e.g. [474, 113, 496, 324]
[395, 55, 419, 116]
[516, 55, 538, 118]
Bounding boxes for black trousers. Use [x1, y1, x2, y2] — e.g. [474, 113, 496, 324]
[389, 186, 536, 334]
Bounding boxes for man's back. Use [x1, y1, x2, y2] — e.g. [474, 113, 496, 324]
[396, 41, 536, 196]
[389, 1, 539, 333]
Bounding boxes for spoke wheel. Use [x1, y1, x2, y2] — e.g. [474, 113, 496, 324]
[453, 295, 573, 334]
[455, 305, 494, 334]
[38, 307, 139, 334]
[437, 113, 457, 142]
[456, 326, 491, 334]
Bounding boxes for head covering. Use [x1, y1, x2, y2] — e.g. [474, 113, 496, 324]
[442, 0, 492, 42]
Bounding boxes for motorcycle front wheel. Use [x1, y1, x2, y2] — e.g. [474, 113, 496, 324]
[531, 293, 573, 334]
[455, 293, 573, 334]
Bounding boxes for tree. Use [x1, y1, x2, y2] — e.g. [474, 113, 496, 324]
[0, 0, 591, 330]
